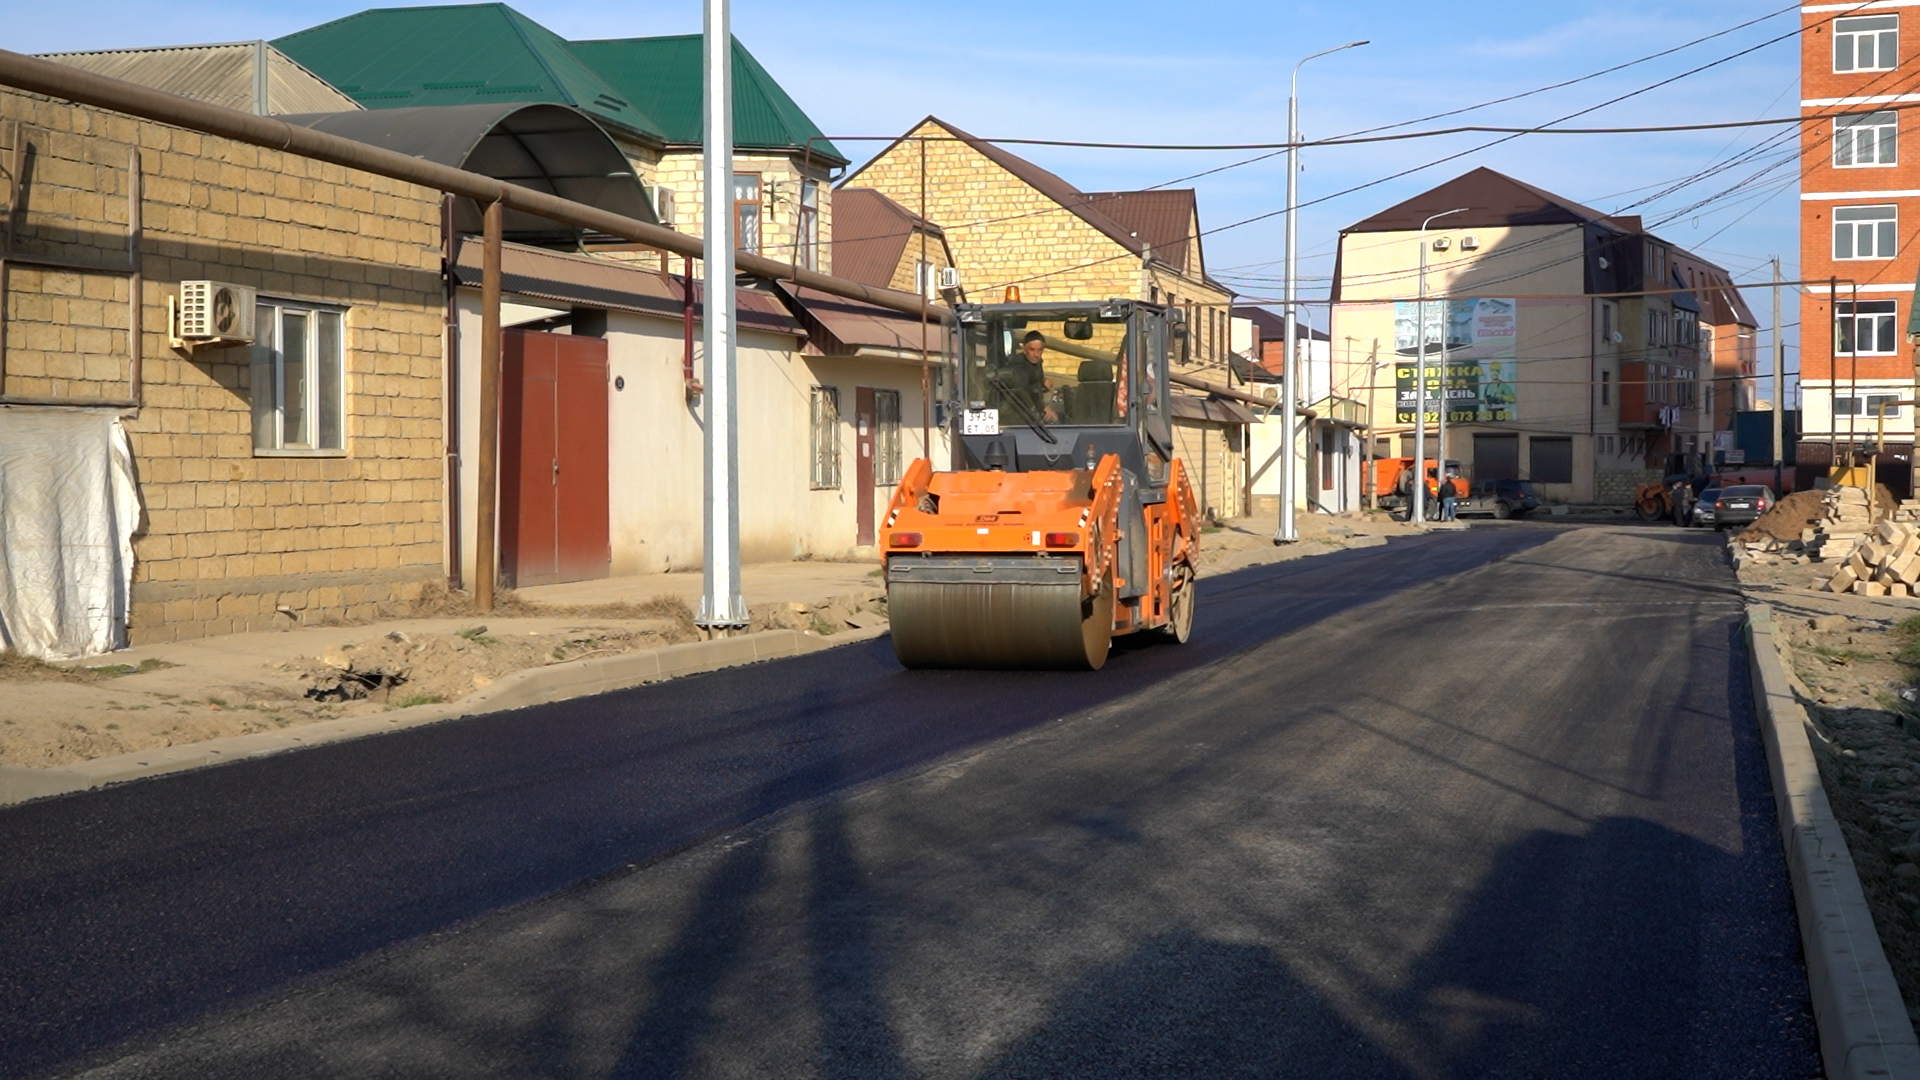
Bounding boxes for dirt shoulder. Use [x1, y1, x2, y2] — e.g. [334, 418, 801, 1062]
[1736, 546, 1920, 1027]
[0, 586, 887, 768]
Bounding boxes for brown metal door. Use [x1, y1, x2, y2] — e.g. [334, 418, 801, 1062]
[855, 387, 876, 546]
[554, 335, 610, 583]
[500, 331, 609, 588]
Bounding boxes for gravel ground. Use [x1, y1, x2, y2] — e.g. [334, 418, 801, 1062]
[1737, 541, 1920, 1027]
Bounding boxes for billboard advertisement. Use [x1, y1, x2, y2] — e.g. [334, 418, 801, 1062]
[1393, 297, 1517, 424]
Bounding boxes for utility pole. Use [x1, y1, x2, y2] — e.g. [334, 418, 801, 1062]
[1772, 256, 1783, 493]
[1277, 39, 1367, 545]
[697, 0, 747, 634]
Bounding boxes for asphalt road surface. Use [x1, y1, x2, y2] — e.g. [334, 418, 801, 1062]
[1, 524, 1819, 1078]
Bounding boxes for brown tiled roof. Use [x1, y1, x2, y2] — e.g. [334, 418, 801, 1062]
[830, 187, 943, 290]
[1084, 190, 1195, 271]
[1345, 166, 1627, 233]
[1672, 249, 1757, 328]
[847, 117, 1146, 256]
[1232, 305, 1328, 344]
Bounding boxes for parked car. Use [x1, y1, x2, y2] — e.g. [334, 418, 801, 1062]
[1456, 478, 1541, 519]
[1712, 485, 1774, 529]
[1689, 487, 1721, 528]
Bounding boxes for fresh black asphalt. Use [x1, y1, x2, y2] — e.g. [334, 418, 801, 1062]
[0, 524, 1819, 1078]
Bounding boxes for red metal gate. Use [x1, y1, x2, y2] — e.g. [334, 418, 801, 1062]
[500, 330, 610, 588]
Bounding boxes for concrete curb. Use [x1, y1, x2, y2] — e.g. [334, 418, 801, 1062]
[0, 626, 888, 809]
[1746, 603, 1920, 1079]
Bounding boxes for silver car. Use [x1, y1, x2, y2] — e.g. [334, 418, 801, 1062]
[1689, 487, 1720, 528]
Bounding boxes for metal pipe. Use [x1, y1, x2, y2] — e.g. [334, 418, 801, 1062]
[920, 136, 931, 468]
[441, 196, 463, 592]
[0, 46, 942, 322]
[474, 198, 504, 613]
[126, 146, 142, 404]
[697, 0, 747, 632]
[1772, 257, 1783, 494]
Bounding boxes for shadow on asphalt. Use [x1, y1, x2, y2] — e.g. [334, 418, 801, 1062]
[0, 528, 1562, 1079]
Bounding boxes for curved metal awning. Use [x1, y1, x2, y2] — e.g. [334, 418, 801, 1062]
[282, 102, 656, 244]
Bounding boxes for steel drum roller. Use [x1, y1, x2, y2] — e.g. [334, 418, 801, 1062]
[887, 555, 1112, 670]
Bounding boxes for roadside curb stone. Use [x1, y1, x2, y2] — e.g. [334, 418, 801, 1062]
[1747, 602, 1920, 1079]
[0, 626, 888, 809]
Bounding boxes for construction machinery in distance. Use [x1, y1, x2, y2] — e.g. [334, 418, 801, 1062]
[880, 299, 1200, 670]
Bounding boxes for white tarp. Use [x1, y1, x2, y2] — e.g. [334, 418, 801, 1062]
[0, 409, 140, 659]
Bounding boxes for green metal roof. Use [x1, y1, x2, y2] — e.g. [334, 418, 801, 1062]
[274, 5, 844, 163]
[273, 4, 665, 140]
[568, 35, 844, 165]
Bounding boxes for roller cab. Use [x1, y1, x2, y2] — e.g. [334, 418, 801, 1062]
[882, 300, 1199, 670]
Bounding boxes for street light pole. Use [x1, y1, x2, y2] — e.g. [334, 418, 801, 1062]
[1277, 38, 1366, 544]
[1412, 206, 1468, 525]
[697, 0, 748, 633]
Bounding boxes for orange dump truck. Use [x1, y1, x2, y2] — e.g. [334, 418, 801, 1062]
[1365, 457, 1465, 511]
[879, 300, 1199, 670]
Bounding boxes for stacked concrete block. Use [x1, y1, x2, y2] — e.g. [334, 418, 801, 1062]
[1803, 486, 1876, 561]
[1807, 493, 1920, 598]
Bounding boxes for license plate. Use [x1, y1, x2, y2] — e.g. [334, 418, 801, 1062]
[962, 408, 1000, 436]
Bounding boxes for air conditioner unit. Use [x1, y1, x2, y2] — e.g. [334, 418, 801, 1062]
[653, 186, 677, 228]
[937, 266, 961, 290]
[176, 281, 257, 345]
[1431, 237, 1451, 251]
[1459, 235, 1480, 251]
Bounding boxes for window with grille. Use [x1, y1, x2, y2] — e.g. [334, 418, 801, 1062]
[251, 301, 345, 454]
[1837, 300, 1900, 355]
[874, 389, 902, 486]
[733, 173, 762, 254]
[1835, 205, 1898, 259]
[1835, 112, 1898, 167]
[809, 385, 841, 489]
[1836, 15, 1898, 72]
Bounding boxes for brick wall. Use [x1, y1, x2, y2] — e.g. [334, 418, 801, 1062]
[0, 89, 446, 645]
[849, 121, 1146, 305]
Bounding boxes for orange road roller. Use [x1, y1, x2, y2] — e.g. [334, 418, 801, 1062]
[881, 299, 1200, 670]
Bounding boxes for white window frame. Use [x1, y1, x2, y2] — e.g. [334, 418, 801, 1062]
[797, 179, 819, 271]
[251, 299, 346, 456]
[1836, 14, 1899, 73]
[732, 173, 762, 255]
[1837, 299, 1901, 356]
[1834, 204, 1898, 259]
[1835, 111, 1898, 168]
[809, 385, 841, 490]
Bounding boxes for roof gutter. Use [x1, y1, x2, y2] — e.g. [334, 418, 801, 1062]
[0, 47, 939, 321]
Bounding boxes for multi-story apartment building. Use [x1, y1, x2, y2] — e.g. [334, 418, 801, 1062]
[1332, 168, 1755, 504]
[1799, 3, 1920, 490]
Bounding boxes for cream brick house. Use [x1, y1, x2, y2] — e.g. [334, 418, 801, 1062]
[0, 87, 446, 650]
[843, 117, 1250, 517]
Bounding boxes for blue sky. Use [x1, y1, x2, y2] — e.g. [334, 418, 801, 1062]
[14, 0, 1805, 373]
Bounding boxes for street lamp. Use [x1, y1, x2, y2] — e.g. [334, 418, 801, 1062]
[1412, 206, 1469, 525]
[1277, 39, 1367, 545]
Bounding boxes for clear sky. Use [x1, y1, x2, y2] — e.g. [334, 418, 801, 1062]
[13, 0, 1805, 383]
